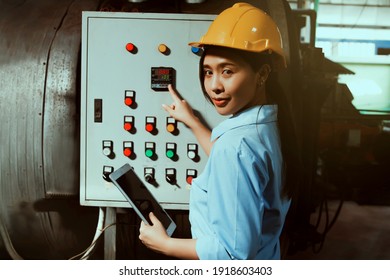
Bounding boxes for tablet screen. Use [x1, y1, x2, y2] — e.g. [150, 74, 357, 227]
[110, 164, 175, 235]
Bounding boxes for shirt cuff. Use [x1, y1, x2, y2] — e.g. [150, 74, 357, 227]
[196, 236, 232, 260]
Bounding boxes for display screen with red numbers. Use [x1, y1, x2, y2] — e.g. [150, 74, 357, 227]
[151, 67, 175, 91]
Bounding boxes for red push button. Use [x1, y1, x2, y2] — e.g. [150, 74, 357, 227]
[125, 97, 133, 106]
[186, 169, 197, 185]
[123, 141, 133, 157]
[124, 116, 134, 132]
[186, 176, 194, 184]
[146, 123, 154, 132]
[124, 122, 132, 131]
[124, 90, 135, 107]
[123, 147, 132, 157]
[145, 116, 156, 133]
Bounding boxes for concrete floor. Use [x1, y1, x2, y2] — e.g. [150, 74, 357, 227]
[287, 200, 390, 260]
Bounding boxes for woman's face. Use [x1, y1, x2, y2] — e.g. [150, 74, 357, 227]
[202, 48, 263, 116]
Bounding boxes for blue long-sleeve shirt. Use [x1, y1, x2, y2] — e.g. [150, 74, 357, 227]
[189, 105, 291, 260]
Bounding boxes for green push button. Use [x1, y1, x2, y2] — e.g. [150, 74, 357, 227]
[145, 149, 154, 158]
[166, 150, 175, 159]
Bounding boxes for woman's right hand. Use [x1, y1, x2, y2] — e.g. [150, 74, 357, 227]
[163, 84, 212, 156]
[162, 85, 198, 128]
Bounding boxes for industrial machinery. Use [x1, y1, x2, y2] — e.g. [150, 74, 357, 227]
[3, 0, 384, 260]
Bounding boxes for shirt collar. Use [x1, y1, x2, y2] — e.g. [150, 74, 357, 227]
[211, 105, 278, 142]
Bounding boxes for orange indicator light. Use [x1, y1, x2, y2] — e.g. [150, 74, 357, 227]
[158, 44, 168, 54]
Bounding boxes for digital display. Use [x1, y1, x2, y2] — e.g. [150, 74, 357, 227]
[151, 67, 174, 91]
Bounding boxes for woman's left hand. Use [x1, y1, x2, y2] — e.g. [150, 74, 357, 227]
[139, 212, 170, 255]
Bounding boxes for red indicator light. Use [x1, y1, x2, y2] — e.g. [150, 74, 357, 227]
[126, 43, 135, 52]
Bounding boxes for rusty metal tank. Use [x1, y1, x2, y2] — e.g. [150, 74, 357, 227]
[0, 0, 103, 259]
[0, 0, 304, 259]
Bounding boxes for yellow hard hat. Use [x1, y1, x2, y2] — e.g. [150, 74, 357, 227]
[189, 2, 286, 69]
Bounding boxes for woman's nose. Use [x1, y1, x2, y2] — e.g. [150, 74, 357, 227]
[210, 75, 223, 94]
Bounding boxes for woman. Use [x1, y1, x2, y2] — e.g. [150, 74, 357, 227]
[139, 2, 299, 260]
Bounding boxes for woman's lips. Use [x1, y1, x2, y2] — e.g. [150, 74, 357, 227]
[213, 98, 229, 107]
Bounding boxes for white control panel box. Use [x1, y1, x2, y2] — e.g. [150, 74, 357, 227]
[80, 12, 225, 209]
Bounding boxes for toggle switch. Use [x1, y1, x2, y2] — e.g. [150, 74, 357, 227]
[186, 169, 197, 185]
[165, 168, 176, 185]
[145, 142, 156, 159]
[166, 142, 177, 160]
[102, 140, 114, 158]
[144, 167, 155, 184]
[102, 165, 114, 182]
[166, 117, 177, 134]
[124, 116, 134, 132]
[123, 141, 134, 158]
[187, 143, 199, 161]
[145, 116, 156, 133]
[124, 90, 136, 107]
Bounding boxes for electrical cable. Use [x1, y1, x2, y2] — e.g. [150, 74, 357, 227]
[69, 221, 116, 260]
[68, 207, 138, 260]
[67, 207, 106, 260]
[80, 207, 106, 260]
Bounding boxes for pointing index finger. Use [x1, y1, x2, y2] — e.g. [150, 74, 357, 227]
[167, 84, 182, 102]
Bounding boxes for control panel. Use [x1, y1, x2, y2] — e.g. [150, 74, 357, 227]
[80, 12, 224, 209]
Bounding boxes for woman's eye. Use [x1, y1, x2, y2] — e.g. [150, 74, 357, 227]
[204, 69, 212, 76]
[222, 69, 233, 75]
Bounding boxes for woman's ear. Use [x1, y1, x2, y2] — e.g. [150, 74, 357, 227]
[258, 64, 271, 83]
[257, 64, 271, 85]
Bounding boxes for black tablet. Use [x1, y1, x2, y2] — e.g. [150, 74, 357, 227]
[109, 163, 176, 236]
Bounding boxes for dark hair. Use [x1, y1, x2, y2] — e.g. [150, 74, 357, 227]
[198, 46, 302, 199]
